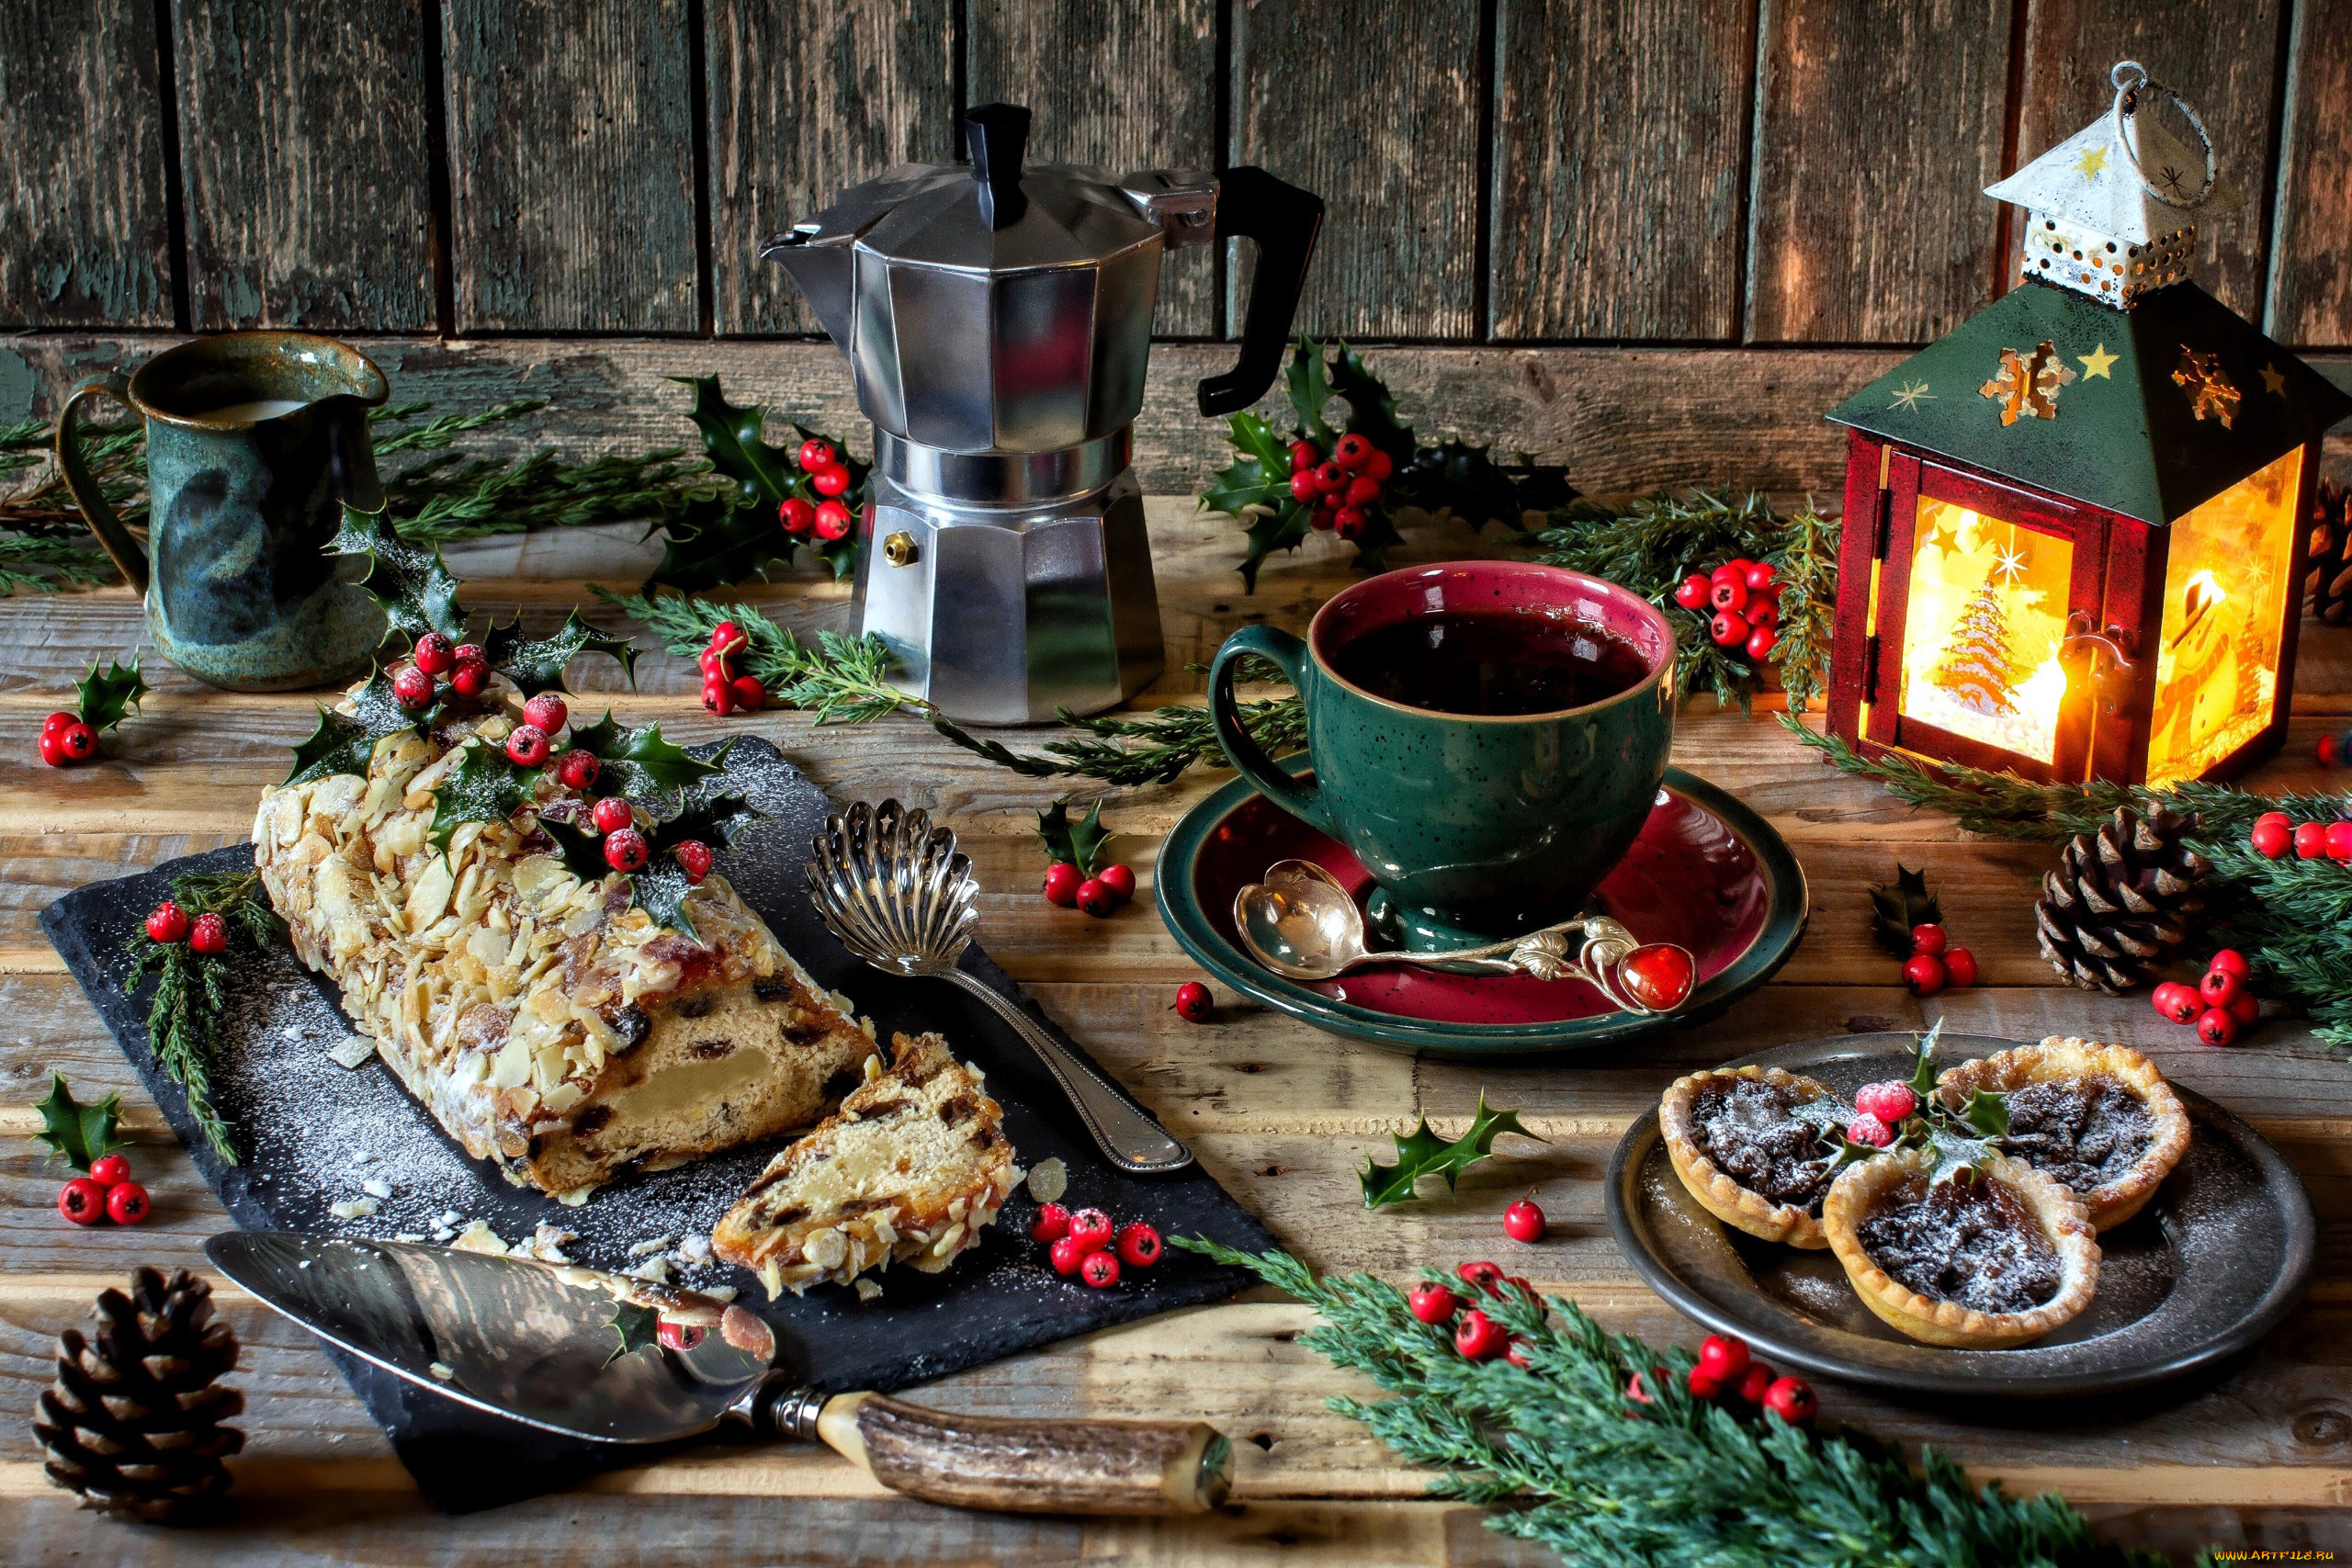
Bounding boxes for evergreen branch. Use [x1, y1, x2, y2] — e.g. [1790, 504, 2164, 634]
[603, 589, 1306, 787]
[1173, 1240, 2167, 1568]
[120, 869, 278, 1164]
[0, 532, 118, 592]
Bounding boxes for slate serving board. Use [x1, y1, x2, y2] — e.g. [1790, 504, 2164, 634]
[41, 736, 1273, 1512]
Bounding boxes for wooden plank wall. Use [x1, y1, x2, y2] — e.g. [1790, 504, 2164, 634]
[3, 1, 2347, 354]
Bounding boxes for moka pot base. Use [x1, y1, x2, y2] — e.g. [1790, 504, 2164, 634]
[855, 426, 1165, 726]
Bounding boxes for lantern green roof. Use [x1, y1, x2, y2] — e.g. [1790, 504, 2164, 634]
[1826, 279, 2351, 525]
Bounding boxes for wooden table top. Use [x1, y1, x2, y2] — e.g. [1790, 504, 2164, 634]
[4, 500, 2348, 1564]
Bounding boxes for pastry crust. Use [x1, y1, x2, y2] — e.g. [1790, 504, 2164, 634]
[1937, 1035, 2190, 1230]
[1823, 1148, 2100, 1348]
[1659, 1066, 1838, 1249]
[254, 680, 876, 1199]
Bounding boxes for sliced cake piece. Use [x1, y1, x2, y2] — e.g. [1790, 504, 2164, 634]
[713, 1032, 1019, 1297]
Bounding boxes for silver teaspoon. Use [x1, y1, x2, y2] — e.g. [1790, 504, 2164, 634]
[805, 799, 1192, 1174]
[1232, 859, 1697, 1014]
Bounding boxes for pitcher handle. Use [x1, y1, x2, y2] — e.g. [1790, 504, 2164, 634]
[1197, 168, 1324, 416]
[1207, 624, 1335, 838]
[55, 373, 148, 595]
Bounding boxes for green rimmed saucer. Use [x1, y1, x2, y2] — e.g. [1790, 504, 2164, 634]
[1155, 758, 1808, 1061]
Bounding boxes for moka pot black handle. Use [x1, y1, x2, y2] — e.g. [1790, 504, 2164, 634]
[1198, 167, 1324, 417]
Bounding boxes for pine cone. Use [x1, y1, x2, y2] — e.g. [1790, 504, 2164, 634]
[36, 1267, 243, 1524]
[2035, 806, 2212, 994]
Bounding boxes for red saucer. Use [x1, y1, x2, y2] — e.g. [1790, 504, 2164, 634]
[1158, 763, 1808, 1056]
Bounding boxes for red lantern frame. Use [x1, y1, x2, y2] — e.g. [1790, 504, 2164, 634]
[1825, 428, 2322, 786]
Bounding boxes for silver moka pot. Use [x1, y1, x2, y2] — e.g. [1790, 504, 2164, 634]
[764, 104, 1322, 724]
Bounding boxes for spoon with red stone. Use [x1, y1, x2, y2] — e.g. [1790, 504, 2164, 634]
[1233, 860, 1697, 1013]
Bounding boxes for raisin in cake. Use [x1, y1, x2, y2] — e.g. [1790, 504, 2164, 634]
[713, 1032, 1019, 1296]
[254, 686, 875, 1201]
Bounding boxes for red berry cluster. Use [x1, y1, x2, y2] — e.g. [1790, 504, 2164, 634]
[2248, 807, 2352, 863]
[1634, 1334, 1815, 1424]
[1899, 921, 1977, 996]
[146, 899, 227, 955]
[1410, 1261, 1539, 1363]
[56, 1150, 150, 1228]
[1843, 1078, 1919, 1149]
[696, 620, 770, 718]
[1043, 858, 1136, 918]
[1286, 432, 1394, 541]
[396, 633, 499, 714]
[1673, 558, 1781, 661]
[1031, 1201, 1159, 1290]
[38, 710, 100, 768]
[775, 438, 856, 543]
[2151, 949, 2260, 1046]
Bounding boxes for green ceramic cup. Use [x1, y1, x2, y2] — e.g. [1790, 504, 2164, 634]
[55, 332, 390, 692]
[1207, 560, 1677, 951]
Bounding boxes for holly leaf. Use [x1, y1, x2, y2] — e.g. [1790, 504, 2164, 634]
[329, 506, 468, 644]
[1959, 1087, 2009, 1138]
[33, 1074, 123, 1172]
[671, 374, 797, 509]
[644, 495, 798, 595]
[603, 1301, 662, 1367]
[537, 814, 617, 886]
[481, 611, 640, 696]
[1329, 340, 1417, 463]
[628, 862, 702, 942]
[1284, 337, 1339, 445]
[1360, 1093, 1540, 1210]
[1928, 1124, 2004, 1188]
[74, 655, 147, 733]
[1238, 500, 1317, 592]
[1035, 799, 1110, 875]
[1390, 438, 1552, 533]
[285, 668, 429, 785]
[1868, 864, 1943, 959]
[1905, 1017, 1948, 1098]
[1202, 412, 1290, 515]
[646, 778, 762, 858]
[426, 739, 541, 852]
[1823, 1133, 1891, 1181]
[568, 712, 724, 802]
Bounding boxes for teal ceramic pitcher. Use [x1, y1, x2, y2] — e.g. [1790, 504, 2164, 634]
[56, 333, 390, 692]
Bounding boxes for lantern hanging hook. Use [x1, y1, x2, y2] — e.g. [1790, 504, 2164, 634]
[2108, 61, 2218, 210]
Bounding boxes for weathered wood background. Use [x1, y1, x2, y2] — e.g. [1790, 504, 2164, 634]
[6, 0, 2351, 494]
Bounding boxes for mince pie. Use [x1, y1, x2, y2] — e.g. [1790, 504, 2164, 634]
[1937, 1036, 2190, 1231]
[1660, 1066, 1839, 1249]
[1823, 1148, 2099, 1348]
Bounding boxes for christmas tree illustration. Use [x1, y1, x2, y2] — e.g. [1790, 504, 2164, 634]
[1932, 575, 2021, 716]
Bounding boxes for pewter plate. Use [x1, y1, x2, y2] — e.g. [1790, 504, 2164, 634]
[1606, 1032, 2316, 1399]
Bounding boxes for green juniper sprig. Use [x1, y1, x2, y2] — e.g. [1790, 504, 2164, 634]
[1528, 491, 1840, 712]
[121, 869, 281, 1163]
[1790, 714, 2352, 1048]
[1172, 1240, 2166, 1568]
[603, 589, 1306, 787]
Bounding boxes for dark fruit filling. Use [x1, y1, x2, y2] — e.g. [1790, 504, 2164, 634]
[1690, 1077, 1832, 1209]
[1996, 1075, 2154, 1194]
[1857, 1177, 2063, 1314]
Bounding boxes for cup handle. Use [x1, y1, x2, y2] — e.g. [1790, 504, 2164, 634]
[1208, 624, 1336, 839]
[54, 373, 149, 595]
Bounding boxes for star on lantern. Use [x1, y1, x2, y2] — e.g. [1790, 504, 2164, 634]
[2154, 164, 2190, 197]
[2076, 343, 2118, 380]
[1890, 380, 1936, 412]
[2172, 345, 2241, 428]
[1992, 543, 2029, 584]
[2073, 144, 2110, 178]
[1980, 341, 2077, 425]
[2259, 363, 2288, 397]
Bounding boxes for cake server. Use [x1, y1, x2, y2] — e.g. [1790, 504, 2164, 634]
[207, 1232, 1230, 1515]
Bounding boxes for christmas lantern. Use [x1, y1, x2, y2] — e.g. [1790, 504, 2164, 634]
[1824, 62, 2351, 786]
